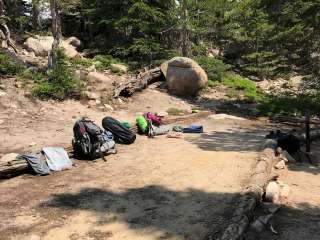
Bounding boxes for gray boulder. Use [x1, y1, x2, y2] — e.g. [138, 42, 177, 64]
[165, 57, 208, 96]
[24, 35, 80, 58]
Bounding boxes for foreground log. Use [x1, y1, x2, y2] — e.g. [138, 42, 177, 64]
[219, 139, 278, 240]
[113, 67, 164, 98]
[0, 159, 29, 179]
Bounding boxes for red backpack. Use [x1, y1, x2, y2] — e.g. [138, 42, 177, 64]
[144, 112, 162, 126]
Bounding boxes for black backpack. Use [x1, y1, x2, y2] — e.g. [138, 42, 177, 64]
[102, 117, 136, 144]
[72, 118, 106, 159]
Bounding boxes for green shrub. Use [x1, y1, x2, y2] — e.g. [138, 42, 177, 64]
[258, 94, 320, 116]
[32, 48, 83, 100]
[93, 55, 121, 70]
[0, 51, 24, 76]
[71, 57, 94, 68]
[222, 72, 263, 102]
[18, 70, 45, 86]
[196, 56, 231, 82]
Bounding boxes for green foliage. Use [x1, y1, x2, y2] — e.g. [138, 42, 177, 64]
[93, 55, 121, 70]
[196, 56, 231, 81]
[259, 94, 320, 116]
[32, 49, 83, 100]
[71, 58, 94, 68]
[0, 51, 24, 76]
[221, 73, 263, 102]
[18, 69, 45, 86]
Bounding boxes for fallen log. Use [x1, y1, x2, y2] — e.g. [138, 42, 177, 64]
[113, 67, 164, 98]
[0, 159, 29, 179]
[219, 139, 278, 240]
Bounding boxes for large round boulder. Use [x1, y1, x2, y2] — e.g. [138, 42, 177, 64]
[24, 35, 80, 58]
[164, 57, 208, 96]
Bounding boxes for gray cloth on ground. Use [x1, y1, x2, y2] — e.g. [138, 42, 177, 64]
[17, 152, 51, 175]
[42, 147, 72, 171]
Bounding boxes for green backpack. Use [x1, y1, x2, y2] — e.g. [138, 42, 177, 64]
[136, 115, 148, 134]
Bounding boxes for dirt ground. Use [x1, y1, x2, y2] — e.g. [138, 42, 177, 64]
[0, 80, 268, 240]
[260, 144, 320, 240]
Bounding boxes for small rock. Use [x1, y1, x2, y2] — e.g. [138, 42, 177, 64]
[274, 160, 286, 170]
[278, 182, 290, 202]
[281, 150, 296, 163]
[28, 66, 39, 73]
[0, 91, 7, 97]
[10, 104, 18, 109]
[0, 119, 4, 125]
[74, 69, 87, 81]
[157, 111, 168, 117]
[29, 142, 37, 147]
[110, 63, 128, 74]
[104, 104, 114, 111]
[29, 51, 36, 58]
[118, 98, 124, 104]
[30, 234, 41, 240]
[88, 100, 96, 107]
[265, 181, 280, 203]
[0, 153, 19, 163]
[95, 99, 101, 105]
[84, 91, 100, 100]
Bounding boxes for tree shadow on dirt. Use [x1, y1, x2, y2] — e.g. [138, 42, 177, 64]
[187, 128, 266, 152]
[39, 185, 242, 240]
[287, 163, 320, 175]
[256, 202, 320, 240]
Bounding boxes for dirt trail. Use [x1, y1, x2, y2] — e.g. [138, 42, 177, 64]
[0, 81, 269, 240]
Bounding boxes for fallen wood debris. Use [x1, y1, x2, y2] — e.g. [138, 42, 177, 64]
[219, 139, 278, 240]
[113, 67, 163, 98]
[0, 159, 29, 179]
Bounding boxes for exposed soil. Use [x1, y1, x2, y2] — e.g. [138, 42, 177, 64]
[0, 78, 267, 240]
[259, 144, 320, 240]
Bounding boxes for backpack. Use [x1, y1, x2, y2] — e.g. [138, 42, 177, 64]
[136, 115, 148, 134]
[144, 112, 162, 126]
[72, 118, 113, 160]
[102, 117, 136, 144]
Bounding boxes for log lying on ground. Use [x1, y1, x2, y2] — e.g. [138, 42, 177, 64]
[113, 67, 163, 98]
[219, 139, 278, 240]
[0, 159, 29, 179]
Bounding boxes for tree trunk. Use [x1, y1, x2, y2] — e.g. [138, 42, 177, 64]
[180, 0, 189, 57]
[0, 0, 17, 53]
[48, 0, 62, 68]
[32, 0, 41, 31]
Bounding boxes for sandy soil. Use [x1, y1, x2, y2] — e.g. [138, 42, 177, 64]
[0, 79, 267, 240]
[261, 147, 320, 240]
